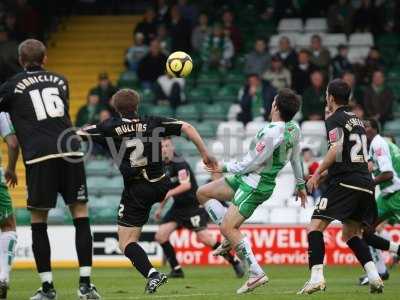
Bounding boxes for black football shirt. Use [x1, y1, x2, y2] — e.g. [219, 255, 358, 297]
[325, 106, 373, 188]
[164, 154, 199, 209]
[0, 66, 81, 164]
[83, 116, 183, 181]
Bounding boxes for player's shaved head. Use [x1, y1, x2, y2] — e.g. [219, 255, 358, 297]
[18, 39, 46, 68]
[112, 88, 140, 117]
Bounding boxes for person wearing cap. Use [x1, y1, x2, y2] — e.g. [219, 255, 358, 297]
[89, 72, 118, 106]
[262, 54, 291, 91]
[331, 44, 352, 79]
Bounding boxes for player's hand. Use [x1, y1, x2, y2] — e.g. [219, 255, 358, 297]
[306, 173, 320, 193]
[204, 161, 223, 173]
[154, 207, 163, 221]
[296, 188, 308, 208]
[202, 153, 218, 170]
[368, 161, 374, 173]
[4, 168, 17, 188]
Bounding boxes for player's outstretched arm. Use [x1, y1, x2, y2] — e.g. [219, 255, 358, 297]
[307, 145, 338, 192]
[289, 136, 307, 207]
[181, 122, 216, 168]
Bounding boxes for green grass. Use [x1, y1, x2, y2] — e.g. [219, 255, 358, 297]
[10, 265, 399, 300]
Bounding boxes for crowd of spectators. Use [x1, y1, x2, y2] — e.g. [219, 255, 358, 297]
[81, 0, 399, 128]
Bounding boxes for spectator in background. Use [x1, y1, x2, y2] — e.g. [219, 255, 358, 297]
[138, 39, 168, 89]
[302, 70, 325, 120]
[156, 24, 171, 55]
[342, 71, 364, 106]
[302, 148, 321, 203]
[154, 73, 185, 109]
[331, 44, 352, 78]
[262, 54, 291, 90]
[134, 7, 158, 44]
[200, 23, 234, 71]
[14, 0, 39, 38]
[222, 10, 242, 53]
[364, 70, 394, 125]
[177, 0, 198, 26]
[243, 38, 270, 76]
[309, 34, 331, 76]
[168, 4, 191, 52]
[327, 0, 354, 34]
[363, 47, 385, 84]
[75, 93, 106, 127]
[237, 74, 276, 125]
[89, 73, 118, 106]
[125, 32, 148, 72]
[353, 0, 384, 34]
[191, 13, 211, 52]
[292, 49, 318, 95]
[4, 12, 22, 41]
[154, 0, 170, 24]
[99, 109, 112, 122]
[0, 24, 21, 84]
[276, 36, 298, 71]
[352, 103, 365, 120]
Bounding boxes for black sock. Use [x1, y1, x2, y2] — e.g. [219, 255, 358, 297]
[212, 242, 237, 265]
[363, 232, 390, 251]
[161, 241, 180, 270]
[308, 231, 325, 270]
[124, 242, 154, 278]
[31, 223, 52, 291]
[347, 236, 373, 267]
[73, 217, 93, 285]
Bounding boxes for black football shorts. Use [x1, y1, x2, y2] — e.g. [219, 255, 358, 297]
[26, 157, 88, 210]
[118, 177, 170, 227]
[312, 182, 377, 227]
[162, 205, 209, 232]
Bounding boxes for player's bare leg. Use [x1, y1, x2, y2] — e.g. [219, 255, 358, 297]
[0, 215, 17, 300]
[342, 220, 383, 294]
[69, 202, 100, 299]
[298, 218, 330, 295]
[118, 226, 167, 293]
[155, 222, 183, 277]
[30, 210, 56, 300]
[196, 229, 244, 278]
[220, 205, 267, 294]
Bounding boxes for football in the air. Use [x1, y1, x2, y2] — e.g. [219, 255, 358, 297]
[166, 51, 193, 78]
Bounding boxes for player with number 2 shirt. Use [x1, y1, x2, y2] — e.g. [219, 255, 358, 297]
[79, 89, 217, 294]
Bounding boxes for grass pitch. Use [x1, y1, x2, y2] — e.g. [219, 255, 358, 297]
[10, 265, 399, 300]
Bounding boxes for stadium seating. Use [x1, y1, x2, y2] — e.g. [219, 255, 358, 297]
[175, 104, 200, 122]
[348, 33, 374, 47]
[324, 33, 347, 47]
[304, 18, 328, 33]
[278, 18, 303, 33]
[217, 121, 245, 138]
[269, 207, 298, 224]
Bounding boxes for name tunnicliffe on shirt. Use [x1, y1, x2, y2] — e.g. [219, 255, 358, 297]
[13, 74, 67, 94]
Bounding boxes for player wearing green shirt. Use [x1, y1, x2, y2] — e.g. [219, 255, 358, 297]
[197, 89, 306, 294]
[0, 112, 19, 300]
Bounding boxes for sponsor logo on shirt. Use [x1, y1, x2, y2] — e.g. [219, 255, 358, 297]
[256, 142, 266, 153]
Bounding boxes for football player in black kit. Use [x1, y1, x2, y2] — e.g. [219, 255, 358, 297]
[78, 89, 217, 293]
[298, 79, 384, 295]
[0, 39, 99, 300]
[154, 138, 244, 278]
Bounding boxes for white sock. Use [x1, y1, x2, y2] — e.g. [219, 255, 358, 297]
[39, 271, 53, 283]
[0, 231, 17, 283]
[147, 268, 157, 277]
[235, 238, 264, 277]
[389, 242, 399, 254]
[80, 266, 91, 277]
[364, 261, 380, 282]
[204, 199, 227, 225]
[310, 264, 324, 283]
[369, 246, 387, 274]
